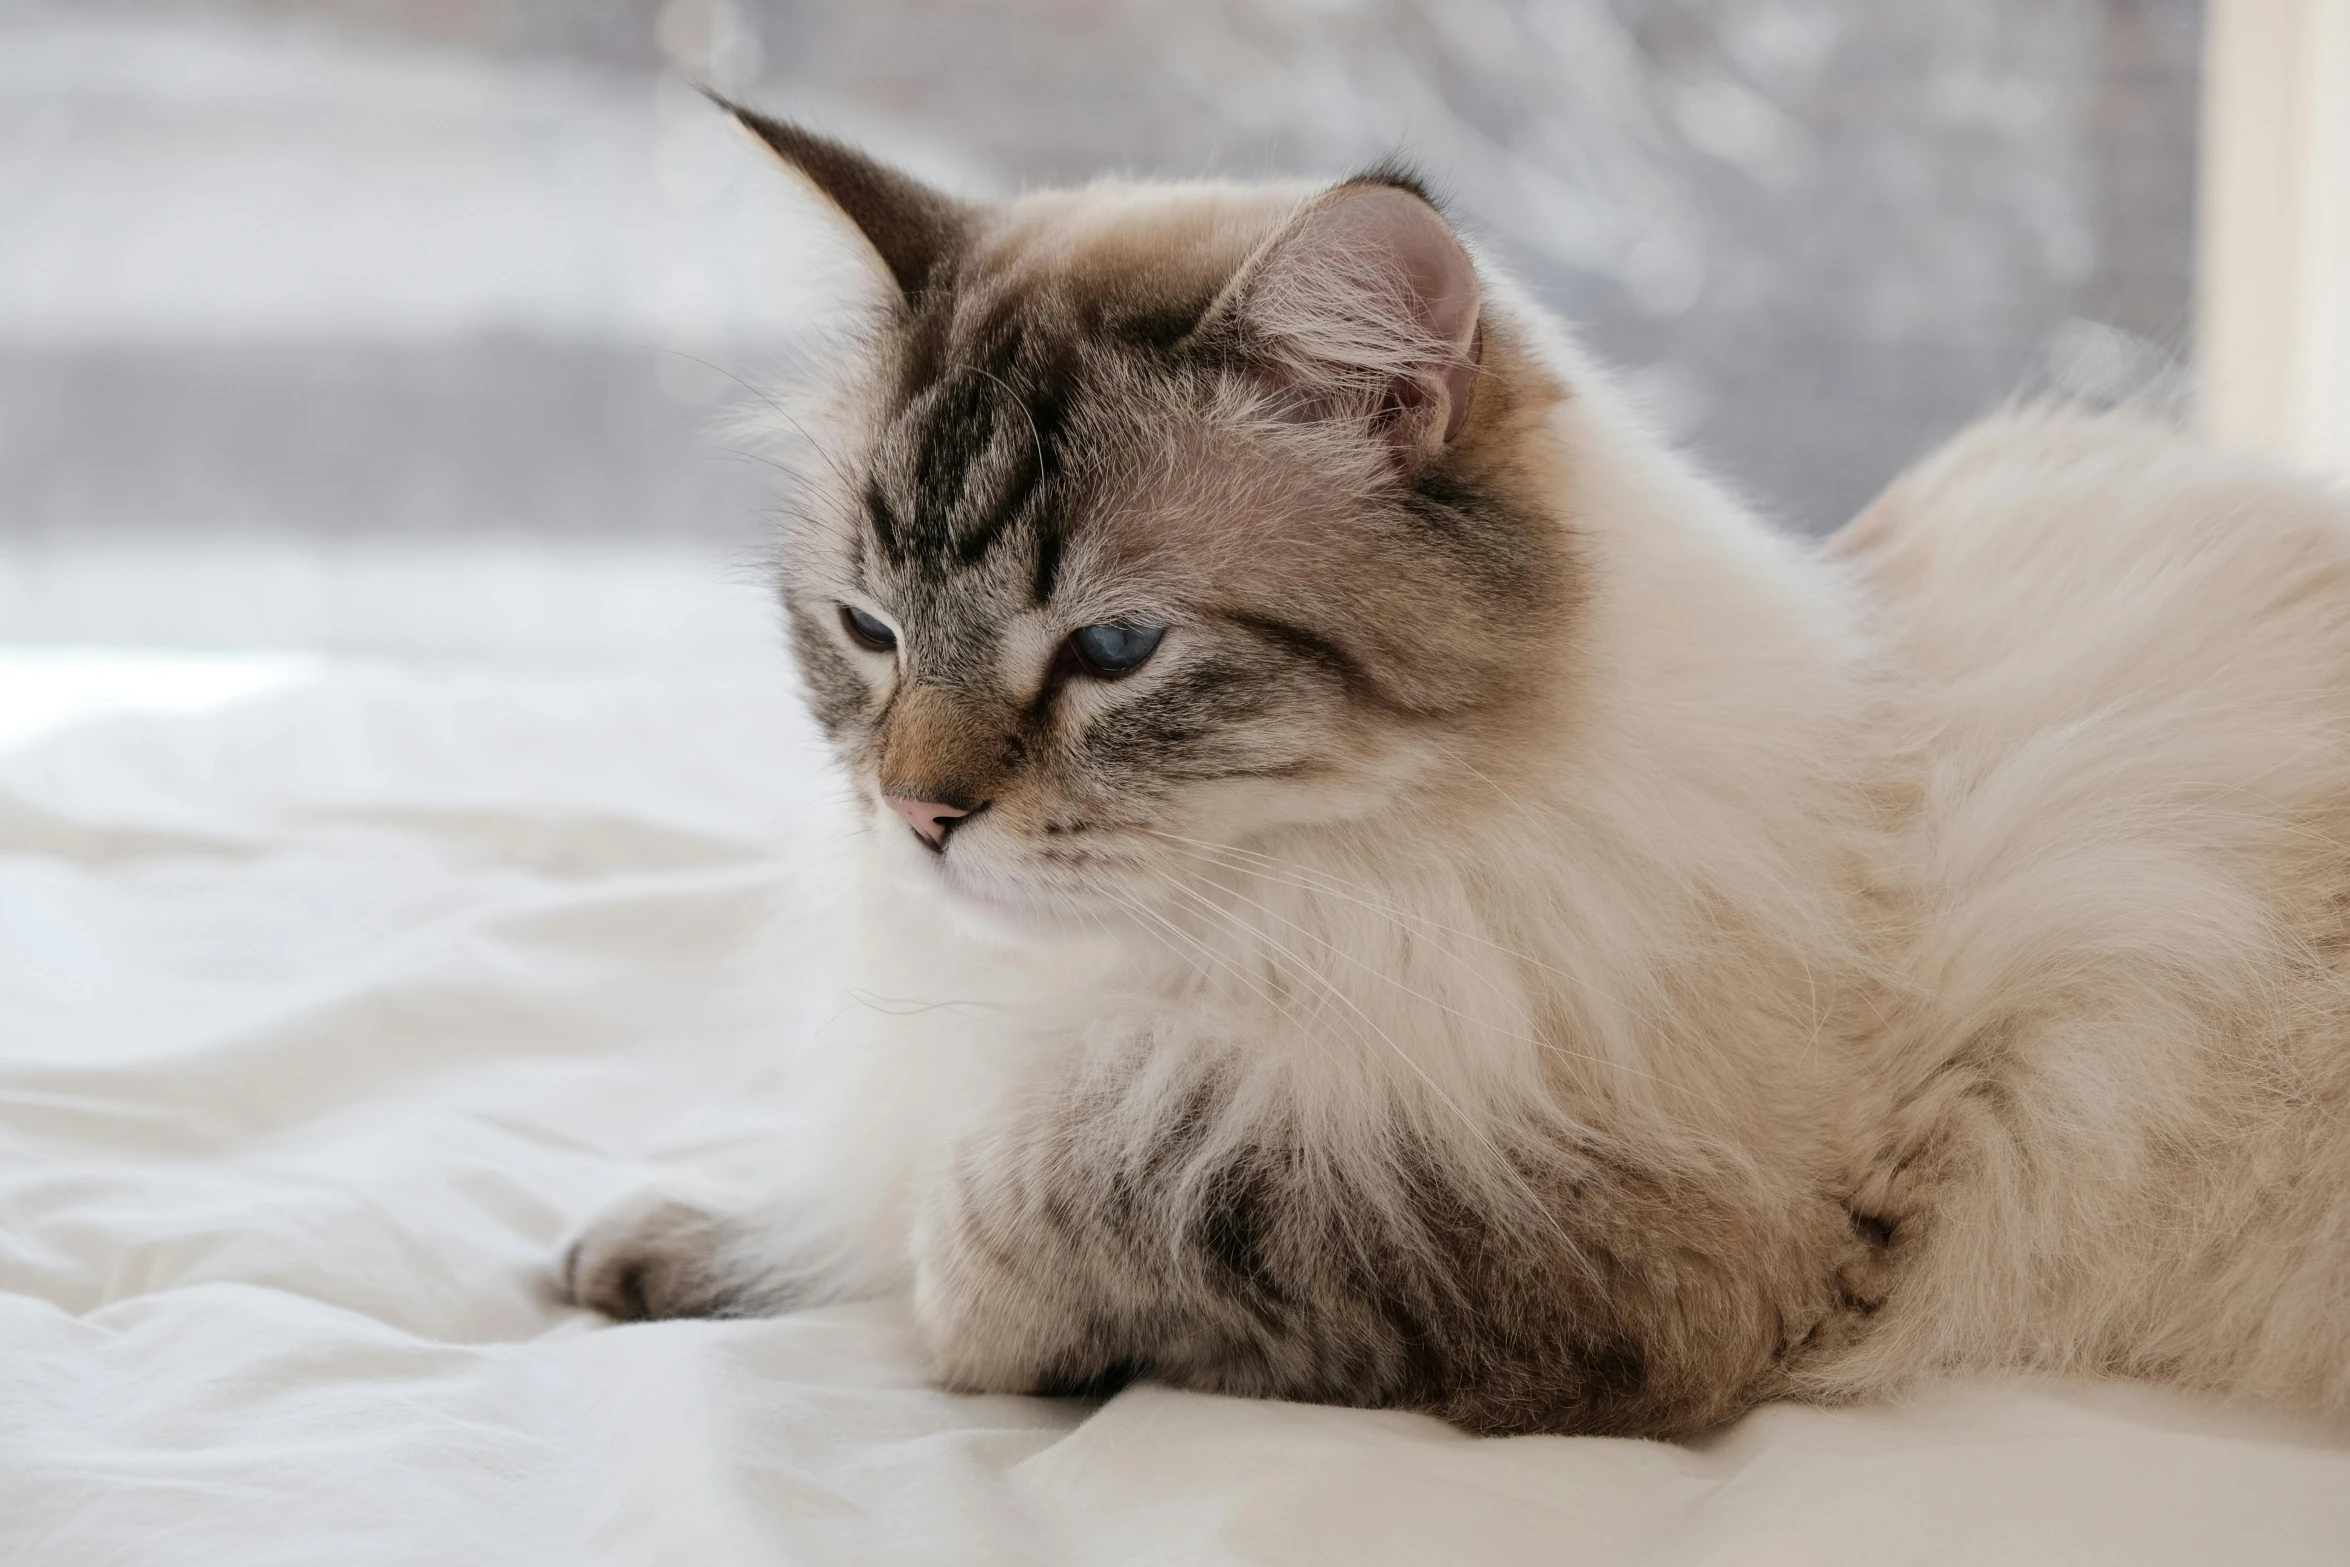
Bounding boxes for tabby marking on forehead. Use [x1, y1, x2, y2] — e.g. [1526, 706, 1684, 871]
[866, 246, 1234, 592]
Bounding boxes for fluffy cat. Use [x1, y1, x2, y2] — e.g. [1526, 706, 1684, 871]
[563, 102, 2350, 1438]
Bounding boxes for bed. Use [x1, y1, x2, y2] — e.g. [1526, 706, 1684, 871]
[5, 642, 2347, 1565]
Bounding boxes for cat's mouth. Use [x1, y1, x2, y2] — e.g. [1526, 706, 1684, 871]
[878, 812, 1160, 939]
[881, 821, 1103, 931]
[933, 858, 1067, 917]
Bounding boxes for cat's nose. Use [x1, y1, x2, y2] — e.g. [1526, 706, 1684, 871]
[886, 796, 973, 851]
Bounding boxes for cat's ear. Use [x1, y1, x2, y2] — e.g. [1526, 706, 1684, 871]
[1227, 175, 1482, 472]
[713, 96, 972, 302]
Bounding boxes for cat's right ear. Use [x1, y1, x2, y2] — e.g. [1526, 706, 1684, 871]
[1217, 176, 1483, 476]
[711, 96, 972, 303]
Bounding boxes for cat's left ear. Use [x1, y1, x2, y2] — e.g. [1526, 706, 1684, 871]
[1225, 175, 1483, 473]
[711, 95, 973, 304]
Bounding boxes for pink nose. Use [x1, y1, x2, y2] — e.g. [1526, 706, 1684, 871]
[886, 796, 971, 849]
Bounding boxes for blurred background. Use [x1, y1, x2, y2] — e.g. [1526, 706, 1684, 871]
[0, 0, 2240, 658]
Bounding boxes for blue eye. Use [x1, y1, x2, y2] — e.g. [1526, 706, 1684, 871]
[840, 604, 897, 652]
[1069, 621, 1164, 676]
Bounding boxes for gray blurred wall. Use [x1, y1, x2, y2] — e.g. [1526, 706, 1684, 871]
[1, 0, 2200, 550]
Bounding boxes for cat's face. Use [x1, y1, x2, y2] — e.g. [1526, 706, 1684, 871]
[748, 116, 1569, 929]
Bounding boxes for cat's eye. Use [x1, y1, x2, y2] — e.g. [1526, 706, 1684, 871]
[1068, 621, 1165, 677]
[840, 604, 898, 653]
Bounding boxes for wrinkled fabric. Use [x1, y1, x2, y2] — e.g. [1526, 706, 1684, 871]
[3, 651, 2346, 1566]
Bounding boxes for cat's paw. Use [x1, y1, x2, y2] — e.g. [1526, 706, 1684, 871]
[561, 1193, 763, 1322]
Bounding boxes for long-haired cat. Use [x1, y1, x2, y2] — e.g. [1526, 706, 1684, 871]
[563, 102, 2350, 1438]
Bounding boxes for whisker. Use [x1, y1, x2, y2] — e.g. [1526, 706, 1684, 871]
[663, 346, 863, 501]
[1151, 877, 1579, 1217]
[949, 360, 1049, 494]
[1099, 886, 1219, 996]
[1141, 828, 1640, 1019]
[1165, 858, 1721, 1120]
[1420, 735, 1554, 841]
[1103, 886, 1358, 1062]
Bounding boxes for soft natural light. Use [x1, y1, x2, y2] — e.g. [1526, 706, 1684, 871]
[0, 647, 319, 748]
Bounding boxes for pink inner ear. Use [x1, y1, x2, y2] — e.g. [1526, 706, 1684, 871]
[1244, 183, 1484, 467]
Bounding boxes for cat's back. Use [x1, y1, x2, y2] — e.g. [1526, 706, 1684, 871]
[1813, 409, 2350, 1417]
[1831, 403, 2350, 969]
[1833, 405, 2350, 714]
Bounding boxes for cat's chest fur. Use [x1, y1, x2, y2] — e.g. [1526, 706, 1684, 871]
[862, 801, 1895, 1436]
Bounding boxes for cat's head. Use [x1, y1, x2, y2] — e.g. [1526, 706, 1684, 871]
[739, 107, 1578, 930]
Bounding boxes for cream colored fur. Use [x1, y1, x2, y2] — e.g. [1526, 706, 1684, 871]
[575, 158, 2350, 1429]
[818, 312, 2350, 1423]
[1821, 410, 2350, 1414]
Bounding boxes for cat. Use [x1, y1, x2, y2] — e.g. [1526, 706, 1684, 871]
[563, 99, 2350, 1439]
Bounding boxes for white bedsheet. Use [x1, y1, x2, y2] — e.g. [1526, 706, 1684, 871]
[5, 648, 2348, 1566]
